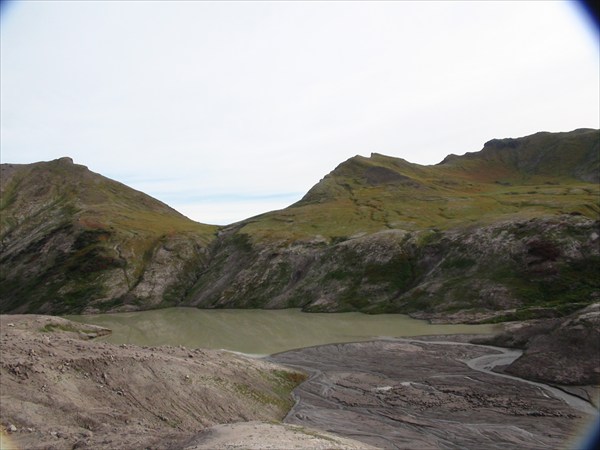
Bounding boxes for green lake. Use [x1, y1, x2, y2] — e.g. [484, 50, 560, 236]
[68, 308, 499, 355]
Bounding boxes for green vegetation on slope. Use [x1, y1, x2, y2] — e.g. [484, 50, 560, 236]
[187, 129, 599, 320]
[240, 129, 598, 243]
[1, 130, 598, 320]
[0, 157, 217, 314]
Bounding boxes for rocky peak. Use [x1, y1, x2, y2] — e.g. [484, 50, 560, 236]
[483, 137, 520, 149]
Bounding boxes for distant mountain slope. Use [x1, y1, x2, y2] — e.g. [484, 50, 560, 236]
[442, 128, 598, 183]
[1, 129, 598, 320]
[0, 157, 217, 314]
[186, 129, 599, 321]
[239, 128, 598, 242]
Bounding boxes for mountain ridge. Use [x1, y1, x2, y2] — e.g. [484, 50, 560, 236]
[0, 157, 217, 314]
[1, 128, 598, 319]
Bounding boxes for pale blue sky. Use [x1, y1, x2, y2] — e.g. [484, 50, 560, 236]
[1, 1, 598, 225]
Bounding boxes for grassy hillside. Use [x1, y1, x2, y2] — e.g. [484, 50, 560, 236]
[240, 129, 598, 243]
[188, 129, 599, 321]
[0, 157, 217, 314]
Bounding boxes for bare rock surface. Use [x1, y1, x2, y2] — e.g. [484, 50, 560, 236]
[474, 303, 600, 387]
[270, 339, 598, 450]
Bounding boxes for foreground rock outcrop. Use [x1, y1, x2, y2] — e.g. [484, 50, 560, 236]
[474, 303, 600, 386]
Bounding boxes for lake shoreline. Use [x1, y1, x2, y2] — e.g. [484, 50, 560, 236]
[2, 311, 598, 449]
[66, 307, 500, 355]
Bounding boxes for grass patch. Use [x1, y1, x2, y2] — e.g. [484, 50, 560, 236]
[39, 323, 79, 333]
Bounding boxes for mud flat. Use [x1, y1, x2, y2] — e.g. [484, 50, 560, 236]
[270, 339, 598, 450]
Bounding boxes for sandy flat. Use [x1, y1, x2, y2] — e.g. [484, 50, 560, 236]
[180, 421, 377, 449]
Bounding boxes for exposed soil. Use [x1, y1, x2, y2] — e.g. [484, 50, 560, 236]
[0, 315, 369, 449]
[178, 421, 377, 449]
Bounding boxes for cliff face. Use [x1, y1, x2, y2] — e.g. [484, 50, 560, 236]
[186, 215, 599, 321]
[1, 129, 599, 319]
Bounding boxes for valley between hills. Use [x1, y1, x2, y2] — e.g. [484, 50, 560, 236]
[1, 128, 599, 449]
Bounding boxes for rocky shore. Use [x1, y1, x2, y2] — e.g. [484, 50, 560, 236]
[474, 303, 600, 388]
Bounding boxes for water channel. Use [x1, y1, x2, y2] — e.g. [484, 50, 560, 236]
[68, 307, 498, 355]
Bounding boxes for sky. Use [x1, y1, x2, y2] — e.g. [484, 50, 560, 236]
[1, 1, 598, 225]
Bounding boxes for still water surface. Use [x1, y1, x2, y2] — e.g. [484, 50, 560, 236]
[68, 308, 498, 355]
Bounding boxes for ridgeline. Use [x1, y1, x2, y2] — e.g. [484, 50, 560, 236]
[1, 129, 598, 322]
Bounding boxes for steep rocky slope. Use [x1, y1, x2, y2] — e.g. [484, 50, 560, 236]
[186, 129, 599, 321]
[1, 129, 598, 319]
[0, 157, 217, 314]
